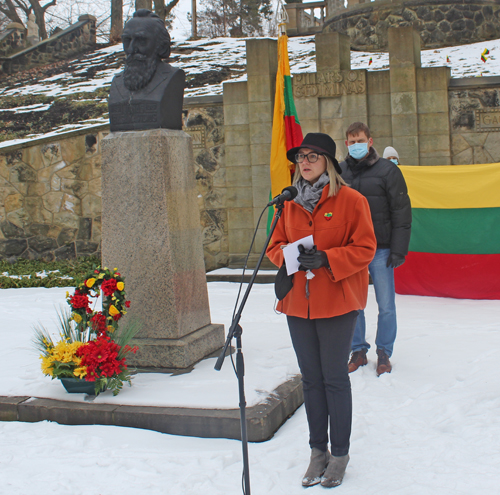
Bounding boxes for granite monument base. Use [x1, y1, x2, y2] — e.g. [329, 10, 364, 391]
[101, 129, 224, 369]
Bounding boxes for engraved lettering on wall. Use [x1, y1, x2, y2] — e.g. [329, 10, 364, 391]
[293, 70, 366, 99]
[476, 109, 500, 132]
[183, 125, 206, 149]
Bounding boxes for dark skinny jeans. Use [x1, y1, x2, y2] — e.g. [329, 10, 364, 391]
[287, 311, 357, 456]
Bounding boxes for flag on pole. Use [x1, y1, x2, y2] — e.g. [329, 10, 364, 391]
[269, 9, 303, 201]
[369, 57, 373, 65]
[481, 48, 489, 63]
[395, 163, 500, 300]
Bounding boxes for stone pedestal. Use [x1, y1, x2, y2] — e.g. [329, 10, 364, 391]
[101, 129, 224, 369]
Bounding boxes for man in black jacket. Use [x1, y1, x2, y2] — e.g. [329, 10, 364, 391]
[340, 122, 411, 376]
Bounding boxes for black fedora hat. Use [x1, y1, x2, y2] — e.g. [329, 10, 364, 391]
[287, 133, 341, 174]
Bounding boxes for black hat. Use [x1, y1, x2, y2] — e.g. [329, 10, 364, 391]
[287, 133, 341, 174]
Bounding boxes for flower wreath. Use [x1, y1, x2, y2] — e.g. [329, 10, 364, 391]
[67, 267, 131, 337]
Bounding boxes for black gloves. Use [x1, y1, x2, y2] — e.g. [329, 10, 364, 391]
[298, 244, 329, 271]
[386, 253, 405, 268]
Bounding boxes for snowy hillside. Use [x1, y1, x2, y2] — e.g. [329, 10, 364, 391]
[0, 33, 499, 148]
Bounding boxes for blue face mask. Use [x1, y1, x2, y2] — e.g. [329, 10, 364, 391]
[390, 158, 399, 165]
[348, 142, 369, 160]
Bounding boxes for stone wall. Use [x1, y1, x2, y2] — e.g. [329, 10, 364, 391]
[449, 77, 500, 164]
[324, 0, 500, 51]
[0, 97, 227, 272]
[1, 15, 96, 75]
[0, 24, 25, 57]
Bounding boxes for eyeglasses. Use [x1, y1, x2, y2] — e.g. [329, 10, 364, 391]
[295, 152, 323, 163]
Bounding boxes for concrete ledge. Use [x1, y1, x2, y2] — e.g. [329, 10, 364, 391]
[0, 396, 30, 421]
[449, 76, 500, 89]
[0, 375, 303, 442]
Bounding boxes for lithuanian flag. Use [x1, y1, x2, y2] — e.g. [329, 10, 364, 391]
[395, 163, 500, 300]
[269, 30, 303, 200]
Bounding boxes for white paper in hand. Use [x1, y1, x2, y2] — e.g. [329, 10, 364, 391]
[283, 235, 314, 275]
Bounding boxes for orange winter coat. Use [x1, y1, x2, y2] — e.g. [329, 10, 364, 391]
[266, 184, 377, 319]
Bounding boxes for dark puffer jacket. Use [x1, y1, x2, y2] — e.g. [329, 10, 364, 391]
[340, 148, 412, 256]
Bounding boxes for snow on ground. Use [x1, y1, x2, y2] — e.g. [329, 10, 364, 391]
[1, 281, 500, 494]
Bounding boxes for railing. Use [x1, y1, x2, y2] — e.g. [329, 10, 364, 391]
[284, 1, 328, 36]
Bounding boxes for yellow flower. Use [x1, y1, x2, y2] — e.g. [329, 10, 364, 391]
[116, 281, 124, 291]
[114, 268, 118, 271]
[98, 273, 105, 279]
[65, 291, 69, 298]
[73, 366, 87, 378]
[109, 305, 120, 316]
[107, 325, 115, 333]
[86, 278, 96, 288]
[72, 313, 82, 323]
[40, 355, 55, 376]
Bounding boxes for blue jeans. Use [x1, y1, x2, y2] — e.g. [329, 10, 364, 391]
[352, 248, 397, 357]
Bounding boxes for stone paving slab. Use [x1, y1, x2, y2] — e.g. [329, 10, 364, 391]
[0, 376, 303, 442]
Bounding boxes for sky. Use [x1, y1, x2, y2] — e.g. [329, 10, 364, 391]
[1, 280, 500, 494]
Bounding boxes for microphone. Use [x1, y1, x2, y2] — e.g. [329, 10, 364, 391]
[267, 186, 298, 206]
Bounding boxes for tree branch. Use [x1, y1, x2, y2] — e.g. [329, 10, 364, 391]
[40, 0, 56, 12]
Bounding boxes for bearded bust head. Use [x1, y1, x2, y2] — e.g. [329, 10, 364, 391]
[121, 9, 171, 92]
[108, 9, 184, 131]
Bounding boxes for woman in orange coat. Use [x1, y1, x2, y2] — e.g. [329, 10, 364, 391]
[267, 133, 376, 488]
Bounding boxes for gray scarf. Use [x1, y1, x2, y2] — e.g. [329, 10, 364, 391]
[293, 173, 330, 213]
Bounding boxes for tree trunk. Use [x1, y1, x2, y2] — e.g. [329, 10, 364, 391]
[26, 0, 57, 40]
[135, 0, 152, 10]
[153, 0, 165, 21]
[30, 3, 48, 39]
[191, 0, 197, 38]
[110, 0, 123, 43]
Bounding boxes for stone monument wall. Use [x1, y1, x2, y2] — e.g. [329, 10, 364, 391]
[0, 97, 227, 271]
[0, 23, 26, 57]
[1, 15, 96, 75]
[324, 0, 500, 51]
[449, 78, 500, 164]
[2, 29, 500, 269]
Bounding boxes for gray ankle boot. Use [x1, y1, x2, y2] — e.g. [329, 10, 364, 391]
[320, 454, 349, 488]
[302, 447, 331, 487]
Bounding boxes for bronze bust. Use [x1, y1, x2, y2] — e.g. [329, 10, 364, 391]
[108, 9, 185, 132]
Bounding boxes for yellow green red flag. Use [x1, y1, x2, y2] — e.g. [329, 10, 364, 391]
[395, 163, 500, 300]
[269, 32, 303, 200]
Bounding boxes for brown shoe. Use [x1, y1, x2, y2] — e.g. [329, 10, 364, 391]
[348, 349, 368, 373]
[376, 349, 392, 376]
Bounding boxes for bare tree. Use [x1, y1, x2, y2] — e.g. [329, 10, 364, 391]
[198, 0, 271, 38]
[110, 0, 122, 43]
[0, 0, 57, 38]
[135, 0, 151, 9]
[0, 0, 26, 26]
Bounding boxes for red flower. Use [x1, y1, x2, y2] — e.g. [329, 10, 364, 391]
[94, 270, 100, 273]
[91, 312, 107, 335]
[115, 273, 121, 277]
[69, 293, 89, 310]
[125, 301, 131, 308]
[77, 335, 126, 381]
[112, 313, 122, 321]
[101, 278, 118, 296]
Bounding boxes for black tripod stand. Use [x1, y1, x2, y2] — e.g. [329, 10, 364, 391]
[214, 201, 286, 495]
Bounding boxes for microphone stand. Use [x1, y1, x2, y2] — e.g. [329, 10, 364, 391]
[214, 200, 286, 495]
